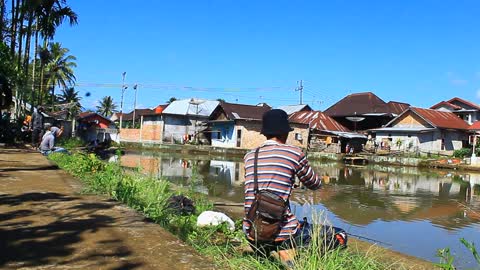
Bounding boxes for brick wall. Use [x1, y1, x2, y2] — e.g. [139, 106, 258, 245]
[236, 121, 309, 150]
[119, 129, 141, 142]
[119, 123, 163, 142]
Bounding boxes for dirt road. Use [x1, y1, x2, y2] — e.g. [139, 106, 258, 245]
[0, 148, 215, 270]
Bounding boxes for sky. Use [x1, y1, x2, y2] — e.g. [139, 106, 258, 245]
[54, 0, 480, 112]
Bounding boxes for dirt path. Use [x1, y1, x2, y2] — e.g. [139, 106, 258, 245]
[0, 148, 215, 270]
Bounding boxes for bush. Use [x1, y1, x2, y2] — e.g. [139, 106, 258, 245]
[57, 137, 85, 150]
[453, 148, 471, 158]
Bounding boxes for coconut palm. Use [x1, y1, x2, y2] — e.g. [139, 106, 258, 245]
[166, 97, 177, 104]
[96, 96, 118, 118]
[45, 42, 76, 107]
[58, 87, 82, 119]
[26, 0, 78, 110]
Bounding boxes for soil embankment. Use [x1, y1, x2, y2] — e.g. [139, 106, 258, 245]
[0, 148, 215, 270]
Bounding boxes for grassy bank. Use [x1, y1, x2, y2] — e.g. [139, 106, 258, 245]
[49, 152, 404, 270]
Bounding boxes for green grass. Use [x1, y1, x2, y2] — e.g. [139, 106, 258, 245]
[56, 137, 85, 150]
[49, 152, 399, 270]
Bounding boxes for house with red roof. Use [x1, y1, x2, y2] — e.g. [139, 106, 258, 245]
[324, 92, 410, 131]
[370, 107, 469, 154]
[76, 112, 119, 143]
[431, 97, 480, 125]
[289, 110, 367, 153]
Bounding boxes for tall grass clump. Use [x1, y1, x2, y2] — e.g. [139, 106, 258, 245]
[49, 153, 406, 270]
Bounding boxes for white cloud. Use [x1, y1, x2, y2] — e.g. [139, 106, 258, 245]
[446, 72, 468, 86]
[450, 79, 468, 86]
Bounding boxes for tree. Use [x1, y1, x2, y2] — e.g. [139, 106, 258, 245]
[0, 42, 15, 109]
[57, 87, 82, 119]
[96, 96, 118, 118]
[45, 42, 76, 108]
[166, 97, 177, 104]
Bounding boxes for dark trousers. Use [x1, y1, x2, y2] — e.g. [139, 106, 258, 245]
[32, 128, 43, 147]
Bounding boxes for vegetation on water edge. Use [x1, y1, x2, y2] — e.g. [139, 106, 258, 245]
[48, 152, 414, 269]
[56, 137, 85, 150]
[436, 238, 480, 270]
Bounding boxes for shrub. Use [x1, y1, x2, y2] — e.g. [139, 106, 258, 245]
[453, 148, 471, 158]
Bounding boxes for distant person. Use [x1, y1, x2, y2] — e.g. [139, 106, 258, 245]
[39, 124, 66, 155]
[30, 106, 45, 149]
[243, 109, 322, 268]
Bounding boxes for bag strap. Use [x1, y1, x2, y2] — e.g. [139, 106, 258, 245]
[253, 147, 260, 195]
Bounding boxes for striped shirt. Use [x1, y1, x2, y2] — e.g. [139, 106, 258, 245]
[243, 140, 321, 243]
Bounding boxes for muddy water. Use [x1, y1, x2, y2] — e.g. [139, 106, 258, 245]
[121, 151, 480, 269]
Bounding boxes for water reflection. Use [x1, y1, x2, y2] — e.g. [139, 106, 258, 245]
[121, 151, 480, 268]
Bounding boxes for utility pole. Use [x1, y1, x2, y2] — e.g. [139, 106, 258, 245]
[296, 80, 303, 105]
[132, 83, 138, 128]
[119, 72, 127, 129]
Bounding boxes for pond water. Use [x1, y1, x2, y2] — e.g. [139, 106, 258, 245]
[120, 151, 480, 268]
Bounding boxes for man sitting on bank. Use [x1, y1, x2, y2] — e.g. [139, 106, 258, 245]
[39, 123, 67, 155]
[243, 109, 321, 268]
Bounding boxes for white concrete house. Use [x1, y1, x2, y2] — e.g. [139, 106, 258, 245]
[370, 107, 469, 155]
[431, 97, 480, 125]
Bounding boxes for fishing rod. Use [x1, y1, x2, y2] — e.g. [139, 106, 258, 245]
[346, 232, 392, 246]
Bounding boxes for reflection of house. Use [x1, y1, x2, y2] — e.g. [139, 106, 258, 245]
[324, 92, 410, 131]
[209, 160, 244, 186]
[76, 112, 119, 143]
[370, 107, 469, 154]
[277, 104, 312, 115]
[162, 99, 219, 143]
[289, 110, 367, 153]
[431, 97, 480, 125]
[209, 102, 309, 149]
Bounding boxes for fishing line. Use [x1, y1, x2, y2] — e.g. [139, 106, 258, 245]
[346, 232, 392, 246]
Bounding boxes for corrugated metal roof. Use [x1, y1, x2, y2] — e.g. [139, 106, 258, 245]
[387, 101, 410, 115]
[162, 99, 220, 117]
[371, 127, 436, 132]
[411, 107, 469, 130]
[431, 97, 480, 111]
[121, 109, 155, 121]
[289, 110, 350, 132]
[77, 112, 113, 123]
[469, 121, 480, 131]
[430, 101, 462, 110]
[324, 92, 410, 117]
[448, 97, 480, 110]
[219, 102, 271, 120]
[277, 104, 312, 115]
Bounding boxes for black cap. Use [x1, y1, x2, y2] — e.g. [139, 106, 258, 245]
[261, 109, 293, 135]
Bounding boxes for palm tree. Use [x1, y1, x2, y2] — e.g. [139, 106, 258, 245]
[45, 42, 76, 108]
[96, 96, 118, 118]
[28, 0, 78, 111]
[58, 87, 82, 119]
[166, 97, 177, 104]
